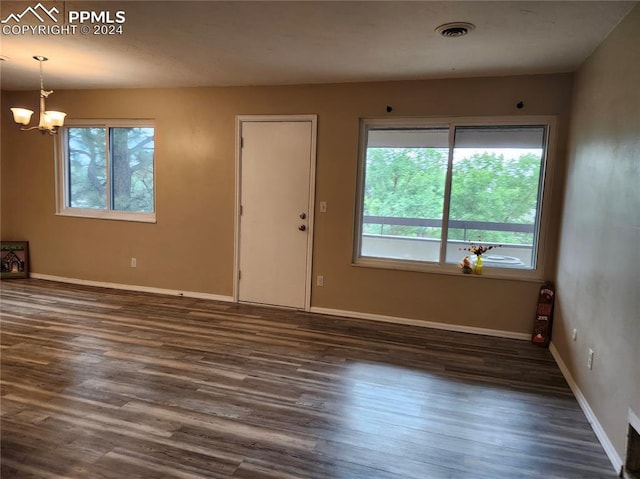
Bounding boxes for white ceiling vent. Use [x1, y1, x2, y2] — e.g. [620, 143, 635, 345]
[435, 22, 476, 38]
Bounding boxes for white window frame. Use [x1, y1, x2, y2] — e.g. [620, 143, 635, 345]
[354, 116, 557, 281]
[55, 119, 156, 223]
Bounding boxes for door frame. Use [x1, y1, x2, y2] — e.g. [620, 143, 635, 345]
[234, 114, 318, 311]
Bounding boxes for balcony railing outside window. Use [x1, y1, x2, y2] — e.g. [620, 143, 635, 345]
[361, 216, 535, 268]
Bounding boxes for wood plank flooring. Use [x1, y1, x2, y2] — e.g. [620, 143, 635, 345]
[1, 279, 616, 478]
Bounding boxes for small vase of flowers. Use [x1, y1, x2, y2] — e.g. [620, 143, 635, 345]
[459, 240, 502, 275]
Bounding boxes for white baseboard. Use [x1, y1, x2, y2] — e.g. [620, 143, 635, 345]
[29, 273, 234, 303]
[549, 342, 622, 474]
[24, 274, 529, 340]
[310, 306, 531, 340]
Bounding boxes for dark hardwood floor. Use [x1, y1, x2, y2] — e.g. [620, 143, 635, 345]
[1, 279, 615, 478]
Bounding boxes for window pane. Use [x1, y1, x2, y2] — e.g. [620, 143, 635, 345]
[68, 127, 107, 209]
[446, 126, 546, 269]
[111, 127, 155, 212]
[361, 128, 449, 262]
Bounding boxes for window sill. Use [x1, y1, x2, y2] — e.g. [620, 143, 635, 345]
[56, 209, 156, 223]
[352, 257, 545, 283]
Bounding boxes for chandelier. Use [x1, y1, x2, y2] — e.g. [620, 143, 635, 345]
[10, 56, 66, 134]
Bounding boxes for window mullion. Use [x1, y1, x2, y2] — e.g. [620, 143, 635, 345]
[63, 129, 72, 208]
[438, 125, 456, 264]
[106, 127, 113, 211]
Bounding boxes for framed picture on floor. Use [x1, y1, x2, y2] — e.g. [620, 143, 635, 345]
[1, 241, 29, 279]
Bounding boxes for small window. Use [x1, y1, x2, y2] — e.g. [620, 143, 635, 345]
[355, 118, 554, 279]
[57, 120, 155, 222]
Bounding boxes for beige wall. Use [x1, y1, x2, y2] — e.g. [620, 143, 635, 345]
[554, 5, 640, 461]
[1, 73, 573, 334]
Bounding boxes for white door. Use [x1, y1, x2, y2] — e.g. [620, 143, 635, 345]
[237, 117, 316, 309]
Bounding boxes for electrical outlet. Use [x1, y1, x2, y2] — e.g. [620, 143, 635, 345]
[131, 257, 137, 268]
[587, 349, 594, 370]
[317, 275, 324, 287]
[572, 329, 578, 341]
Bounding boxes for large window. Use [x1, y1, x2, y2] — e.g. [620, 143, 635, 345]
[57, 120, 155, 222]
[355, 117, 554, 278]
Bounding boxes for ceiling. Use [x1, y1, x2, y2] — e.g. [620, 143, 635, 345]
[0, 1, 636, 91]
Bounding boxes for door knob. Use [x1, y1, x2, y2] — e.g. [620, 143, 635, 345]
[298, 225, 306, 231]
[299, 213, 307, 219]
